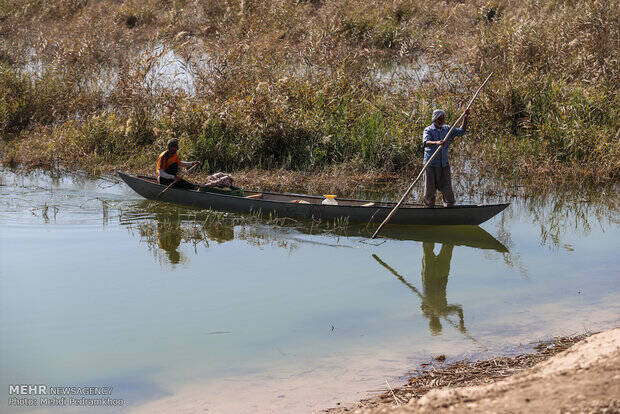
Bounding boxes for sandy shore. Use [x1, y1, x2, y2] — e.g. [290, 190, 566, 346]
[327, 328, 619, 413]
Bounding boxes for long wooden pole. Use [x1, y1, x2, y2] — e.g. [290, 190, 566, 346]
[371, 73, 493, 239]
[156, 162, 199, 198]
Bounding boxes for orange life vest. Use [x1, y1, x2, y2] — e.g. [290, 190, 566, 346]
[156, 151, 180, 177]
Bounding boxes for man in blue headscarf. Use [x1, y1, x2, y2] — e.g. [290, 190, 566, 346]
[422, 108, 470, 207]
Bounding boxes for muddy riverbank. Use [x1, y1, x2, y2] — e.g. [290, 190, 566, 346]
[327, 328, 619, 413]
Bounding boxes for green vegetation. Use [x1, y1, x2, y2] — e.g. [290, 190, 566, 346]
[1, 0, 618, 184]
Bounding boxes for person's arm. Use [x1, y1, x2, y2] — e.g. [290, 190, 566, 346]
[425, 127, 453, 146]
[434, 133, 449, 146]
[423, 128, 441, 147]
[158, 169, 175, 180]
[180, 160, 200, 167]
[439, 110, 471, 144]
[451, 108, 471, 138]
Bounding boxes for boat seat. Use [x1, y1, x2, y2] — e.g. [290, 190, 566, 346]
[245, 193, 263, 199]
[362, 202, 375, 207]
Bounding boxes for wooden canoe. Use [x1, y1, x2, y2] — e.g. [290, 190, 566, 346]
[118, 172, 509, 226]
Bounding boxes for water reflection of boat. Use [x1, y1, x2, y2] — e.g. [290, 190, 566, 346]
[119, 172, 509, 226]
[373, 247, 487, 347]
[119, 200, 507, 268]
[350, 224, 508, 252]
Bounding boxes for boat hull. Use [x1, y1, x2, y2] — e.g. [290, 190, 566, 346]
[118, 172, 509, 226]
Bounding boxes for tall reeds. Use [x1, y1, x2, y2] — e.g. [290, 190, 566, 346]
[1, 0, 618, 182]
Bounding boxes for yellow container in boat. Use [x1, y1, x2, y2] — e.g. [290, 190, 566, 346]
[322, 195, 338, 205]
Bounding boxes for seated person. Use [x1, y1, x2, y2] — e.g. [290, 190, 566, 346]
[157, 139, 200, 189]
[157, 139, 234, 190]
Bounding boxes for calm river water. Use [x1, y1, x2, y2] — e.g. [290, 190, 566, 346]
[1, 168, 618, 413]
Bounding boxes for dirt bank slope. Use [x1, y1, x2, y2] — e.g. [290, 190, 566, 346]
[341, 328, 619, 413]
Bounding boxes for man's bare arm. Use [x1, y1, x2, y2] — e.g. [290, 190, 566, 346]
[180, 160, 200, 167]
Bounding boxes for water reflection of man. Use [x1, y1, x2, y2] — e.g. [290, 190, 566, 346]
[157, 220, 182, 264]
[420, 242, 465, 335]
[205, 225, 235, 243]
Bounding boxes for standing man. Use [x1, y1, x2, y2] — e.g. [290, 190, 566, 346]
[422, 108, 470, 207]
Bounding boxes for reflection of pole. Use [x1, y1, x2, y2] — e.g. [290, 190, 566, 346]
[373, 254, 425, 300]
[372, 254, 487, 350]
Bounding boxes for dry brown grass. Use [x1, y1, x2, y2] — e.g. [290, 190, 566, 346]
[1, 0, 618, 184]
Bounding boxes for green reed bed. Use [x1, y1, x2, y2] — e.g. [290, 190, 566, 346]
[1, 0, 618, 184]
